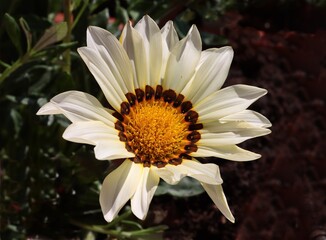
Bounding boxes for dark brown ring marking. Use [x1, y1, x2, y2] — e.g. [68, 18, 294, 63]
[187, 131, 201, 143]
[135, 88, 145, 102]
[125, 92, 137, 106]
[188, 123, 203, 131]
[155, 85, 163, 99]
[173, 94, 185, 108]
[181, 101, 193, 113]
[113, 85, 203, 168]
[185, 110, 199, 123]
[163, 89, 177, 103]
[120, 102, 130, 115]
[145, 85, 155, 100]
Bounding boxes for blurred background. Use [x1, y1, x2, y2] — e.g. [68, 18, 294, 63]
[1, 0, 325, 239]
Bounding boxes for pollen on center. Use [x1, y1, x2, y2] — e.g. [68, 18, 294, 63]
[114, 85, 202, 168]
[126, 101, 188, 163]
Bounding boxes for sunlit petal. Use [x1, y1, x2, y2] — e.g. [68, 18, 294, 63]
[193, 145, 261, 161]
[131, 167, 160, 219]
[87, 26, 134, 93]
[135, 15, 162, 87]
[163, 25, 201, 93]
[37, 91, 115, 126]
[184, 47, 234, 104]
[120, 22, 149, 89]
[78, 47, 126, 110]
[202, 184, 235, 223]
[63, 121, 134, 160]
[100, 161, 143, 222]
[195, 85, 267, 122]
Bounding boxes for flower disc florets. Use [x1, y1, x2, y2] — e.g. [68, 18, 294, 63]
[114, 85, 202, 168]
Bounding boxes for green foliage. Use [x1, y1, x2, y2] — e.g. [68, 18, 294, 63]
[155, 177, 205, 198]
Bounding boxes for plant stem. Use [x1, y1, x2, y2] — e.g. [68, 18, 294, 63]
[0, 52, 30, 85]
[63, 0, 73, 74]
[72, 0, 89, 30]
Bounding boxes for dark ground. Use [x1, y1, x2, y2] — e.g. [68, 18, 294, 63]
[147, 8, 326, 240]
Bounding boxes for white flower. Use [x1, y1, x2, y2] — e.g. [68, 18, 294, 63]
[37, 15, 271, 223]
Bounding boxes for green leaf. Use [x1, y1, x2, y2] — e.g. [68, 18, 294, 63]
[155, 177, 205, 197]
[33, 22, 68, 52]
[3, 13, 23, 56]
[19, 18, 32, 52]
[10, 108, 23, 137]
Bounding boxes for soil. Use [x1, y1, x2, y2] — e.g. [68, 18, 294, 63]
[148, 9, 326, 240]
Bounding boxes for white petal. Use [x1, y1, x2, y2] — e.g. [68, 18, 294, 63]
[153, 160, 222, 185]
[135, 15, 162, 86]
[94, 141, 134, 160]
[160, 21, 178, 79]
[193, 145, 261, 161]
[185, 47, 234, 104]
[86, 26, 134, 93]
[120, 22, 149, 89]
[199, 128, 271, 146]
[78, 47, 126, 111]
[195, 85, 267, 122]
[63, 121, 118, 144]
[37, 91, 115, 125]
[100, 161, 143, 222]
[131, 167, 160, 220]
[163, 25, 201, 93]
[220, 110, 272, 128]
[203, 117, 271, 133]
[36, 102, 62, 115]
[62, 121, 133, 160]
[202, 183, 235, 223]
[153, 167, 178, 185]
[165, 160, 223, 185]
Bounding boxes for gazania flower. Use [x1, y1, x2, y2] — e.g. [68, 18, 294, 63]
[37, 15, 271, 223]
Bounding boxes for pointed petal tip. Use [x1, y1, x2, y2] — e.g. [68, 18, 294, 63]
[87, 25, 102, 35]
[223, 46, 234, 56]
[36, 102, 60, 115]
[103, 213, 114, 222]
[229, 216, 235, 223]
[132, 208, 147, 220]
[36, 107, 45, 115]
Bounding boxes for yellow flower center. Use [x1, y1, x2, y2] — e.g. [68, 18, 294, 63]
[114, 85, 202, 168]
[126, 101, 187, 161]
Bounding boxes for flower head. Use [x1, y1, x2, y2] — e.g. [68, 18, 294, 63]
[37, 15, 271, 223]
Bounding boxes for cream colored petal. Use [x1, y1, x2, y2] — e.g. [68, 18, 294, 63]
[184, 47, 234, 104]
[120, 22, 149, 89]
[135, 15, 162, 87]
[201, 183, 235, 223]
[62, 121, 133, 160]
[63, 121, 118, 144]
[163, 25, 201, 93]
[165, 160, 223, 185]
[131, 167, 160, 220]
[86, 26, 134, 93]
[37, 91, 115, 126]
[153, 167, 178, 185]
[160, 21, 178, 80]
[195, 85, 267, 122]
[219, 110, 272, 128]
[94, 141, 134, 160]
[203, 117, 271, 133]
[78, 47, 126, 111]
[199, 128, 271, 146]
[37, 102, 62, 115]
[100, 161, 143, 222]
[193, 145, 261, 161]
